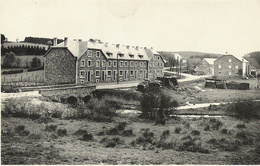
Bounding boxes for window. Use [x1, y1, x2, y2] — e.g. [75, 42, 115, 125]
[102, 60, 106, 67]
[218, 65, 221, 68]
[150, 63, 152, 67]
[235, 65, 238, 69]
[124, 61, 128, 67]
[144, 62, 146, 66]
[219, 72, 221, 74]
[130, 61, 134, 67]
[135, 62, 138, 67]
[158, 63, 160, 66]
[96, 60, 100, 67]
[118, 54, 124, 57]
[108, 61, 112, 67]
[80, 70, 85, 78]
[120, 61, 123, 67]
[229, 59, 232, 62]
[229, 65, 231, 69]
[138, 55, 143, 58]
[140, 70, 143, 74]
[129, 54, 134, 58]
[229, 71, 232, 76]
[87, 50, 92, 57]
[96, 51, 100, 57]
[113, 61, 117, 67]
[158, 56, 160, 60]
[80, 60, 85, 67]
[130, 70, 134, 76]
[140, 62, 143, 67]
[107, 70, 112, 76]
[161, 63, 163, 67]
[87, 60, 92, 67]
[80, 80, 84, 84]
[95, 71, 100, 77]
[153, 62, 155, 67]
[119, 70, 123, 76]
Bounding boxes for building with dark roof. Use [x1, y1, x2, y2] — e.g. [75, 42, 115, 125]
[44, 38, 165, 85]
[194, 58, 216, 75]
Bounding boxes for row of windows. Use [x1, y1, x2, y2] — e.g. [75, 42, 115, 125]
[87, 50, 145, 59]
[80, 60, 148, 68]
[80, 69, 147, 78]
[149, 62, 163, 67]
[218, 64, 239, 69]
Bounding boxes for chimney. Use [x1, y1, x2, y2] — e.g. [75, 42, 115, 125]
[73, 39, 77, 41]
[53, 37, 57, 46]
[126, 45, 130, 49]
[242, 59, 247, 78]
[64, 37, 68, 47]
[136, 46, 139, 50]
[116, 44, 120, 48]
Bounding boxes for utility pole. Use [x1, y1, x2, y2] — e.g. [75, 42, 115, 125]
[117, 53, 119, 84]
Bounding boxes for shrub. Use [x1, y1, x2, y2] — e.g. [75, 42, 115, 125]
[221, 129, 228, 134]
[175, 127, 182, 134]
[86, 95, 123, 122]
[28, 133, 42, 140]
[226, 100, 260, 120]
[67, 96, 78, 106]
[101, 137, 124, 148]
[140, 89, 179, 124]
[134, 128, 155, 147]
[209, 118, 223, 130]
[45, 124, 58, 132]
[15, 125, 25, 133]
[191, 130, 200, 136]
[204, 125, 210, 131]
[81, 133, 94, 141]
[56, 128, 67, 136]
[27, 65, 44, 72]
[236, 123, 246, 128]
[122, 129, 135, 136]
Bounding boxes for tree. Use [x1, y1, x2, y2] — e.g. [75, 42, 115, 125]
[1, 34, 6, 44]
[140, 89, 179, 125]
[3, 52, 18, 68]
[31, 57, 41, 68]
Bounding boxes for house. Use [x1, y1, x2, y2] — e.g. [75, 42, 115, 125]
[214, 54, 249, 78]
[194, 58, 216, 75]
[44, 37, 165, 85]
[244, 57, 260, 77]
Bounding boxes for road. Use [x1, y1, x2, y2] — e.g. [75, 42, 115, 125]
[1, 69, 210, 98]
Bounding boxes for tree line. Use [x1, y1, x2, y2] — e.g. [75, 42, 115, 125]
[24, 37, 63, 45]
[1, 45, 47, 56]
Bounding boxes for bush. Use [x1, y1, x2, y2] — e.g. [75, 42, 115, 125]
[2, 69, 23, 75]
[191, 130, 200, 136]
[81, 133, 94, 141]
[27, 65, 44, 72]
[236, 123, 246, 128]
[226, 100, 260, 120]
[221, 128, 228, 134]
[209, 118, 223, 130]
[45, 124, 57, 132]
[56, 129, 67, 136]
[134, 128, 155, 147]
[100, 137, 124, 148]
[122, 129, 135, 136]
[15, 125, 25, 133]
[175, 127, 182, 134]
[86, 95, 123, 122]
[140, 89, 179, 125]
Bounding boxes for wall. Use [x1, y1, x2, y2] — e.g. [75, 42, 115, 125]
[148, 54, 164, 79]
[39, 85, 96, 98]
[214, 55, 242, 78]
[44, 48, 76, 85]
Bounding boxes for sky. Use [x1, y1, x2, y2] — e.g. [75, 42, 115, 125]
[1, 0, 260, 58]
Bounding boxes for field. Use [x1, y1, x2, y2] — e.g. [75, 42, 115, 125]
[1, 79, 260, 164]
[1, 55, 44, 68]
[1, 70, 44, 83]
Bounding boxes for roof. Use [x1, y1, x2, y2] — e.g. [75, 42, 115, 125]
[203, 58, 216, 65]
[216, 54, 248, 63]
[54, 39, 162, 61]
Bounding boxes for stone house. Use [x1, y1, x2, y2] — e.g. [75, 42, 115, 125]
[44, 38, 165, 85]
[194, 58, 216, 75]
[145, 49, 165, 80]
[214, 54, 249, 78]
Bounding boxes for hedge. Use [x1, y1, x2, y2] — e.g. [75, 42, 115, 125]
[2, 69, 23, 75]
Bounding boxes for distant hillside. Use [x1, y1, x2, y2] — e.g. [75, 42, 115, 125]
[159, 51, 223, 60]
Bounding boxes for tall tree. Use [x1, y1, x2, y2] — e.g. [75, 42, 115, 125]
[1, 34, 6, 44]
[3, 52, 18, 68]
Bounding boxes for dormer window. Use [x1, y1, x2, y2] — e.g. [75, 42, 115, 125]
[118, 53, 124, 57]
[107, 52, 113, 57]
[129, 54, 134, 58]
[138, 55, 143, 58]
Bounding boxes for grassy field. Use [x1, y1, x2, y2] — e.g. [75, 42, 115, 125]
[1, 107, 260, 164]
[1, 55, 44, 68]
[1, 70, 44, 83]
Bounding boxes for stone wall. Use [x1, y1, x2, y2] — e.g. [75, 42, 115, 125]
[39, 85, 96, 98]
[44, 48, 76, 85]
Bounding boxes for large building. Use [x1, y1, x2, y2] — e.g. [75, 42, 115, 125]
[44, 38, 165, 85]
[214, 54, 249, 78]
[194, 58, 216, 75]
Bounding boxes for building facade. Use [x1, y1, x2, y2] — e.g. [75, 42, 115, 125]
[44, 38, 165, 85]
[194, 58, 216, 75]
[214, 55, 249, 78]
